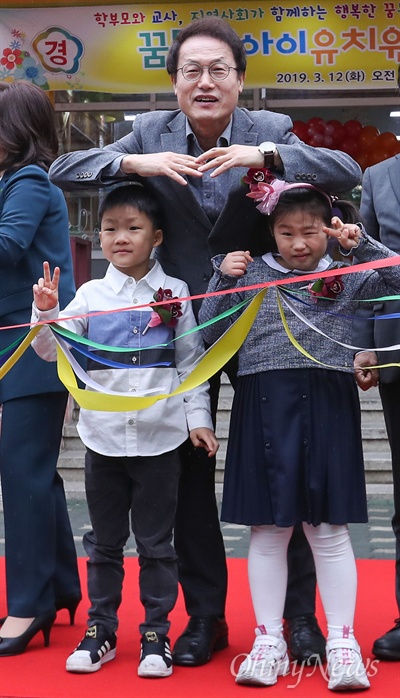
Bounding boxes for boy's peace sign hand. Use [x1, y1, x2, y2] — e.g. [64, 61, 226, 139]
[323, 216, 362, 251]
[33, 261, 60, 311]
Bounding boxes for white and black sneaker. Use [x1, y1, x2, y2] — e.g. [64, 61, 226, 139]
[138, 631, 173, 678]
[66, 625, 117, 673]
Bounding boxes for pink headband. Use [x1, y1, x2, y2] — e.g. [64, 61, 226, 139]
[244, 168, 332, 216]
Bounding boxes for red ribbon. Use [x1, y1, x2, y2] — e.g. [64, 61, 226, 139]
[2, 254, 400, 332]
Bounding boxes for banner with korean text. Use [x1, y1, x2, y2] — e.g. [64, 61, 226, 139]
[0, 1, 399, 92]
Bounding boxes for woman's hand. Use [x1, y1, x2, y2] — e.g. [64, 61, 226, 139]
[220, 250, 253, 277]
[33, 261, 59, 311]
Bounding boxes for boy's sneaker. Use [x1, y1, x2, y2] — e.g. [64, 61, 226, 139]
[66, 625, 117, 673]
[327, 634, 370, 691]
[138, 631, 173, 678]
[235, 625, 290, 686]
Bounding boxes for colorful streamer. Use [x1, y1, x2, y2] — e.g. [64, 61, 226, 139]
[54, 289, 267, 412]
[1, 254, 399, 405]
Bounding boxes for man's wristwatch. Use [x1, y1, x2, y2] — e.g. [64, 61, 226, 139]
[258, 141, 277, 168]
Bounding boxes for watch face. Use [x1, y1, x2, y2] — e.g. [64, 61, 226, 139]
[259, 141, 276, 154]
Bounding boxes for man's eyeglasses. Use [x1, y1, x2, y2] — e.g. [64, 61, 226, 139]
[176, 61, 238, 82]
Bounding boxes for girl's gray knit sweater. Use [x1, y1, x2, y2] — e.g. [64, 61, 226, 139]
[199, 232, 400, 376]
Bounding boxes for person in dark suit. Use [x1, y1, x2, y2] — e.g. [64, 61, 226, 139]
[49, 17, 361, 666]
[0, 81, 81, 656]
[353, 68, 400, 660]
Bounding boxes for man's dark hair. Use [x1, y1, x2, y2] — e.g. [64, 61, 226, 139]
[98, 184, 163, 230]
[0, 81, 58, 172]
[166, 17, 247, 76]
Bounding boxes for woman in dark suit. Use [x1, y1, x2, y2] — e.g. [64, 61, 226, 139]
[0, 81, 81, 655]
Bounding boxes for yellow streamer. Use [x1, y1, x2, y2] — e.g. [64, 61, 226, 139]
[2, 287, 397, 405]
[277, 292, 400, 371]
[0, 326, 42, 380]
[56, 289, 268, 411]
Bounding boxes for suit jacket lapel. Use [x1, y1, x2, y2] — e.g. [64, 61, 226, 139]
[222, 108, 260, 219]
[157, 108, 263, 232]
[160, 112, 211, 229]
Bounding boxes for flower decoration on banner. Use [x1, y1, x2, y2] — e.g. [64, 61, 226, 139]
[291, 118, 400, 172]
[0, 28, 50, 88]
[308, 274, 344, 301]
[142, 288, 183, 335]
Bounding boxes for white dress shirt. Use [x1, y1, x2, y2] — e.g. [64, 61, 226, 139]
[32, 260, 213, 457]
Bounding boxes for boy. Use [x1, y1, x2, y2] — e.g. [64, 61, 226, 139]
[31, 184, 218, 678]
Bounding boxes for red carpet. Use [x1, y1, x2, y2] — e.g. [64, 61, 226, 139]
[0, 558, 398, 698]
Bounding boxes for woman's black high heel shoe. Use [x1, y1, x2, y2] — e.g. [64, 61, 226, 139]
[0, 611, 56, 656]
[55, 593, 82, 626]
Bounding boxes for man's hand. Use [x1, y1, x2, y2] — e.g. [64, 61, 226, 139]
[354, 351, 379, 391]
[189, 427, 219, 457]
[33, 261, 60, 311]
[120, 152, 202, 186]
[196, 144, 282, 177]
[220, 250, 253, 277]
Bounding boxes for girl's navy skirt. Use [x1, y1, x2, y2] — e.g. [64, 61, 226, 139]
[221, 368, 368, 527]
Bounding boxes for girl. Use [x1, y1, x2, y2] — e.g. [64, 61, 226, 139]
[0, 82, 81, 655]
[199, 171, 400, 691]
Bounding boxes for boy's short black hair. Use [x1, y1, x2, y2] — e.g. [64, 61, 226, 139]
[98, 184, 163, 230]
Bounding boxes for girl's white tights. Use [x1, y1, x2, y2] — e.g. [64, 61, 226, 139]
[247, 522, 357, 640]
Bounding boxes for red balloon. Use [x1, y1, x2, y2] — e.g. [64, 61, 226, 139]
[309, 132, 325, 146]
[324, 123, 336, 136]
[326, 120, 345, 147]
[322, 134, 334, 148]
[376, 131, 398, 149]
[367, 150, 384, 167]
[340, 138, 359, 158]
[356, 152, 370, 170]
[389, 140, 400, 156]
[326, 119, 343, 130]
[358, 125, 380, 147]
[306, 117, 326, 134]
[343, 120, 362, 138]
[291, 120, 308, 142]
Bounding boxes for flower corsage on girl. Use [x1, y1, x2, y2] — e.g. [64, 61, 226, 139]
[307, 275, 344, 300]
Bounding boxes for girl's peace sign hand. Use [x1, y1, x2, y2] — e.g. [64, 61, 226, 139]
[323, 216, 362, 251]
[33, 261, 60, 311]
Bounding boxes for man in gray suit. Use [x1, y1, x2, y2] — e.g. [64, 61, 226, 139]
[354, 67, 400, 661]
[50, 17, 361, 667]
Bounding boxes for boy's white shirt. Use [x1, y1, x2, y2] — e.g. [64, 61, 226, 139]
[31, 260, 213, 457]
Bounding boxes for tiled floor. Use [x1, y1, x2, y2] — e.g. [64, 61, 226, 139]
[2, 494, 392, 560]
